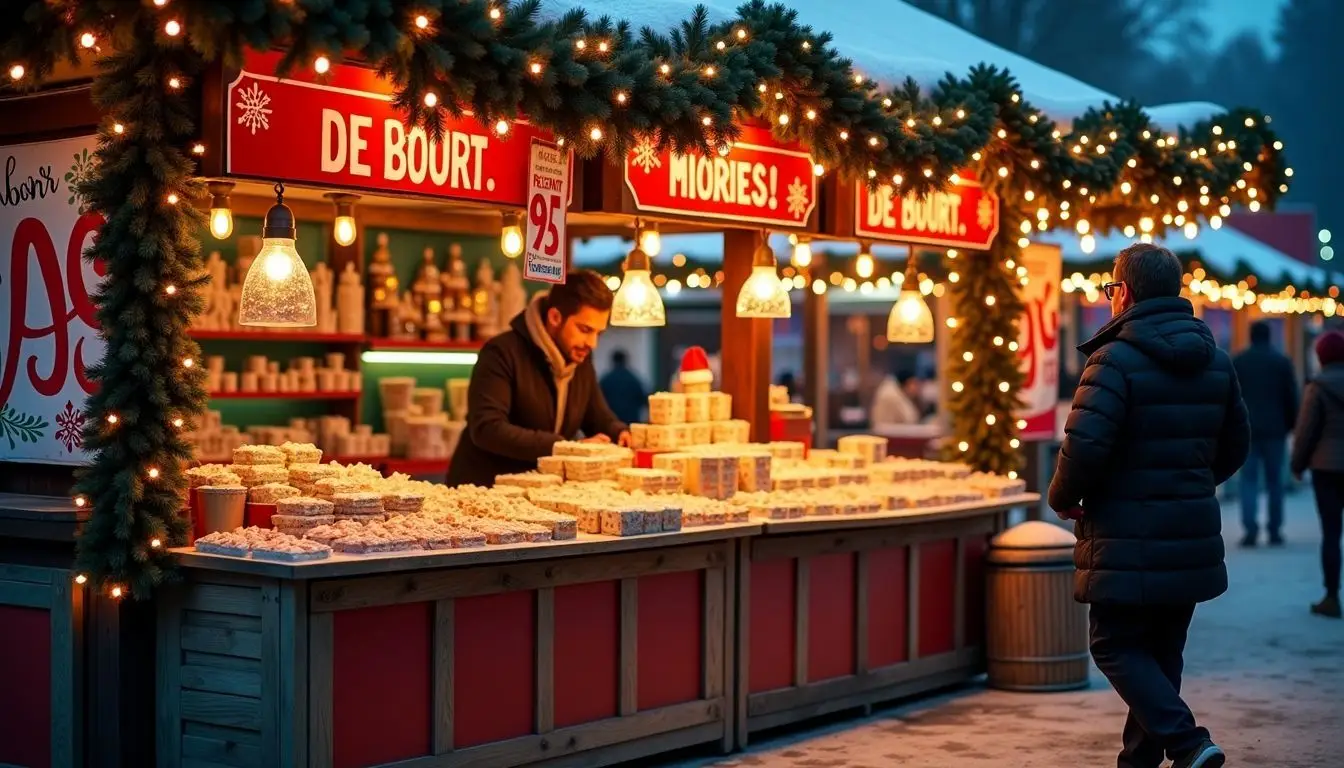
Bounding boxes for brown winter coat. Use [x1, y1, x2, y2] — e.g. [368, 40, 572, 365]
[446, 304, 626, 487]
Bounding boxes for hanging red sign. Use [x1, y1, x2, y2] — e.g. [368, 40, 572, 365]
[854, 175, 1000, 249]
[225, 50, 561, 208]
[623, 124, 817, 228]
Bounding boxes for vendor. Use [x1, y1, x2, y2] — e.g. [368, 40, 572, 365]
[447, 269, 630, 487]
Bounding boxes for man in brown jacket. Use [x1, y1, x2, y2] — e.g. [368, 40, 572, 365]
[447, 270, 630, 487]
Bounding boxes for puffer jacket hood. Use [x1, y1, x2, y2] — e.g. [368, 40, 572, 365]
[1079, 296, 1214, 375]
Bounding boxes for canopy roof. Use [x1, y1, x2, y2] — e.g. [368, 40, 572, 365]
[545, 0, 1220, 126]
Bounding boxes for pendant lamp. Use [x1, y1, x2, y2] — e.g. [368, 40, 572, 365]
[500, 211, 524, 258]
[610, 246, 666, 327]
[326, 192, 360, 247]
[887, 254, 934, 343]
[735, 235, 791, 319]
[238, 183, 317, 327]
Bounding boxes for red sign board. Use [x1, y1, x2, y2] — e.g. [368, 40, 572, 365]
[226, 50, 558, 207]
[623, 124, 817, 228]
[854, 175, 1000, 250]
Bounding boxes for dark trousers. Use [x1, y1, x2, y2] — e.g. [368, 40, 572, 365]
[1089, 603, 1208, 768]
[1239, 438, 1285, 537]
[1311, 470, 1344, 597]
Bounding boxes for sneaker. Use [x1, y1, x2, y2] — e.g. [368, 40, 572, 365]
[1268, 532, 1285, 546]
[1311, 595, 1342, 619]
[1173, 740, 1225, 768]
[1239, 533, 1257, 548]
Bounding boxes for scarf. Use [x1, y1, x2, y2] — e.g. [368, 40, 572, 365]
[524, 292, 577, 433]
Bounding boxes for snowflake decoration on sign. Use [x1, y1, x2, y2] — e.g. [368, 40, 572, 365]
[631, 138, 661, 174]
[64, 148, 95, 211]
[54, 400, 84, 454]
[235, 81, 273, 135]
[786, 176, 811, 219]
[977, 196, 996, 231]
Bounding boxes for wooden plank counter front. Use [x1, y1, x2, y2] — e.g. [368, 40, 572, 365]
[157, 523, 758, 768]
[733, 494, 1038, 747]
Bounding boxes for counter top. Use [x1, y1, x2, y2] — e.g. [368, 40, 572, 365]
[0, 492, 87, 541]
[172, 521, 764, 580]
[758, 493, 1039, 534]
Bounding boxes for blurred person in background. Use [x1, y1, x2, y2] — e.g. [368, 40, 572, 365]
[599, 349, 648, 426]
[1233, 321, 1300, 547]
[870, 368, 923, 427]
[1289, 331, 1344, 619]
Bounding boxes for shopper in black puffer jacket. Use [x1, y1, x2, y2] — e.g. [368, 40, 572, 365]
[1289, 330, 1344, 619]
[1050, 243, 1249, 768]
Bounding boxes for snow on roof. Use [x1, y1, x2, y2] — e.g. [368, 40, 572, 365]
[1038, 226, 1330, 288]
[542, 0, 1221, 125]
[573, 225, 1330, 290]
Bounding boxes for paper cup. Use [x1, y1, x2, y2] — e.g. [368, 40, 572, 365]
[197, 486, 247, 536]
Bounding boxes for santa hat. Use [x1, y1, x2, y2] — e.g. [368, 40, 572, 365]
[679, 346, 714, 386]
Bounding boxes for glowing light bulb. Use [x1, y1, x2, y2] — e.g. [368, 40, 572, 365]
[151, 538, 162, 548]
[209, 207, 233, 239]
[986, 414, 997, 426]
[111, 586, 123, 598]
[164, 20, 181, 36]
[74, 496, 87, 507]
[75, 574, 87, 584]
[148, 467, 161, 479]
[500, 220, 524, 259]
[113, 123, 124, 134]
[855, 250, 874, 279]
[107, 414, 118, 424]
[423, 92, 438, 107]
[415, 14, 430, 29]
[314, 56, 330, 74]
[172, 418, 185, 428]
[165, 285, 177, 296]
[80, 32, 97, 49]
[589, 126, 603, 141]
[999, 382, 1010, 392]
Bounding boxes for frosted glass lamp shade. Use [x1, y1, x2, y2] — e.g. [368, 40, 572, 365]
[887, 288, 934, 343]
[611, 269, 666, 327]
[238, 238, 317, 327]
[736, 264, 791, 319]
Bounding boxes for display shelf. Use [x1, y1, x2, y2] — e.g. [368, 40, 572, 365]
[191, 330, 367, 343]
[365, 338, 484, 351]
[207, 390, 362, 400]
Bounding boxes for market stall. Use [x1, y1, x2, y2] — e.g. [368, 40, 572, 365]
[0, 1, 1296, 768]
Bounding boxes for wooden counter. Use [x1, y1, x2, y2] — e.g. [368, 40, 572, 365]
[159, 523, 759, 768]
[158, 497, 1039, 767]
[733, 494, 1039, 747]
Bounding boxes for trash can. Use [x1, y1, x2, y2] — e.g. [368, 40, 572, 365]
[985, 521, 1090, 691]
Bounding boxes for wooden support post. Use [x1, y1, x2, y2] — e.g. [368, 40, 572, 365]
[721, 229, 774, 441]
[803, 254, 830, 447]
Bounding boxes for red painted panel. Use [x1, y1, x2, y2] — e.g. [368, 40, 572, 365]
[0, 606, 51, 768]
[866, 546, 909, 668]
[454, 590, 536, 748]
[554, 581, 620, 728]
[962, 534, 989, 646]
[748, 559, 796, 693]
[333, 602, 432, 768]
[918, 539, 958, 657]
[807, 553, 856, 682]
[637, 570, 703, 710]
[637, 570, 704, 710]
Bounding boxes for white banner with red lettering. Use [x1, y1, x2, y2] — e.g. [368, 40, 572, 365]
[1016, 243, 1061, 441]
[0, 135, 105, 464]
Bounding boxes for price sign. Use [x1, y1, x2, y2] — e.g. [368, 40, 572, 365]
[524, 138, 569, 284]
[1, 134, 107, 464]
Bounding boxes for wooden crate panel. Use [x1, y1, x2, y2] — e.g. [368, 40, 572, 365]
[807, 553, 856, 683]
[747, 559, 795, 693]
[0, 604, 51, 768]
[553, 580, 620, 729]
[866, 546, 910, 668]
[333, 602, 433, 768]
[180, 689, 262, 731]
[963, 534, 990, 646]
[917, 538, 958, 657]
[454, 590, 537, 748]
[636, 570, 703, 711]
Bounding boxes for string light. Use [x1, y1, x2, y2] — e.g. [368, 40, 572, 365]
[164, 20, 181, 37]
[423, 92, 438, 107]
[75, 574, 87, 584]
[589, 126, 603, 141]
[148, 467, 161, 479]
[107, 414, 119, 425]
[151, 538, 162, 548]
[74, 496, 87, 508]
[495, 119, 510, 135]
[9, 64, 25, 81]
[113, 123, 125, 135]
[165, 284, 177, 296]
[111, 586, 123, 599]
[182, 357, 194, 368]
[488, 6, 502, 21]
[192, 143, 205, 155]
[314, 56, 330, 74]
[172, 417, 185, 428]
[166, 192, 179, 205]
[80, 32, 97, 49]
[415, 14, 430, 29]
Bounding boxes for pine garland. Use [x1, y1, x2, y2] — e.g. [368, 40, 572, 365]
[0, 0, 1294, 593]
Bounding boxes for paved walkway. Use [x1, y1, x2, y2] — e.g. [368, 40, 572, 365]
[666, 493, 1343, 768]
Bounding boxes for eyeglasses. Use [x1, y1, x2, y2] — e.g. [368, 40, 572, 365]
[1101, 281, 1124, 300]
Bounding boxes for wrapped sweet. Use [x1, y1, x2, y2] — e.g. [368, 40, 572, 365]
[249, 483, 302, 505]
[647, 392, 686, 425]
[837, 434, 888, 466]
[707, 391, 733, 421]
[229, 464, 289, 487]
[232, 445, 287, 466]
[711, 420, 751, 444]
[279, 441, 323, 465]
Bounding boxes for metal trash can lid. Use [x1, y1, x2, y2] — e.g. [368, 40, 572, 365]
[987, 521, 1075, 566]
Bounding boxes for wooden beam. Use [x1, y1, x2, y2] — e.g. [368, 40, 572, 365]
[308, 613, 334, 767]
[619, 578, 638, 716]
[803, 254, 831, 447]
[433, 599, 455, 754]
[720, 229, 774, 441]
[536, 588, 556, 734]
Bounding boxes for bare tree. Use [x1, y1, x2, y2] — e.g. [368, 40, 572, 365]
[1273, 0, 1344, 231]
[905, 0, 1210, 95]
